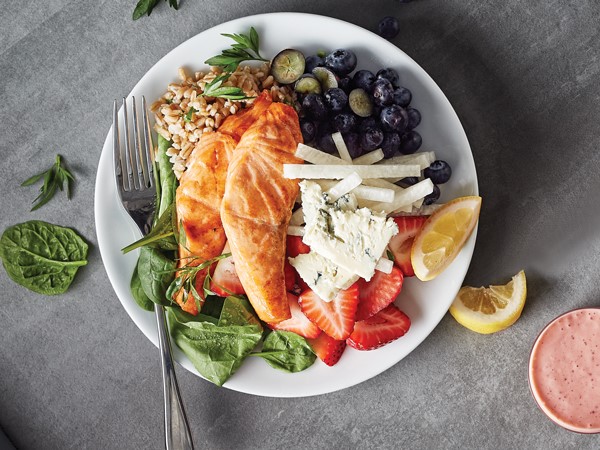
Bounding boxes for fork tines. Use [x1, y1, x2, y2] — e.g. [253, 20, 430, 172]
[113, 96, 155, 192]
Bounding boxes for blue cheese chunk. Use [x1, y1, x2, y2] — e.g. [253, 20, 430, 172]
[300, 180, 398, 281]
[289, 252, 359, 302]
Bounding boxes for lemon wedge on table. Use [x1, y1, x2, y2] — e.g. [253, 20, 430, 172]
[450, 271, 527, 334]
[411, 196, 482, 281]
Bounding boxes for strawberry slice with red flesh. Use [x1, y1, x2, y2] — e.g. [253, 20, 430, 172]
[268, 293, 321, 339]
[388, 216, 428, 277]
[347, 304, 411, 351]
[284, 260, 296, 292]
[286, 235, 310, 258]
[355, 266, 404, 321]
[307, 333, 346, 366]
[298, 284, 359, 340]
[210, 248, 245, 297]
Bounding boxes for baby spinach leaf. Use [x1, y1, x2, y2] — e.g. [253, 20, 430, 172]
[156, 135, 176, 217]
[130, 261, 154, 312]
[138, 247, 175, 306]
[252, 331, 316, 373]
[0, 221, 88, 295]
[168, 302, 218, 325]
[167, 308, 263, 386]
[218, 296, 260, 327]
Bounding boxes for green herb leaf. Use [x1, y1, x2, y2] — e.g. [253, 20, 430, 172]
[386, 249, 395, 262]
[167, 307, 263, 386]
[184, 107, 197, 123]
[252, 331, 316, 373]
[0, 221, 88, 295]
[133, 0, 177, 20]
[22, 154, 76, 211]
[130, 261, 154, 311]
[202, 74, 254, 101]
[121, 202, 177, 254]
[204, 26, 268, 72]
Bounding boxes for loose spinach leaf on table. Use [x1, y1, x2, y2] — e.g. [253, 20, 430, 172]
[252, 330, 316, 373]
[167, 306, 263, 386]
[138, 247, 176, 306]
[130, 261, 154, 312]
[0, 221, 88, 295]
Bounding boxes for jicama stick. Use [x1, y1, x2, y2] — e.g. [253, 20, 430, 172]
[369, 178, 434, 214]
[331, 132, 353, 163]
[352, 149, 384, 165]
[283, 164, 421, 180]
[295, 143, 345, 165]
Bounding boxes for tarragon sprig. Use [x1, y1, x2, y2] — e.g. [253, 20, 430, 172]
[201, 73, 254, 101]
[205, 27, 268, 73]
[132, 0, 178, 21]
[21, 154, 75, 211]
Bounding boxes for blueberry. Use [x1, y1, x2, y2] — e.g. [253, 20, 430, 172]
[316, 126, 337, 154]
[406, 107, 421, 130]
[376, 68, 400, 88]
[305, 55, 324, 74]
[360, 127, 384, 152]
[424, 160, 452, 184]
[378, 16, 399, 40]
[324, 49, 357, 76]
[371, 78, 394, 106]
[423, 185, 441, 205]
[398, 176, 419, 186]
[333, 111, 358, 133]
[300, 120, 317, 143]
[393, 87, 412, 107]
[302, 94, 328, 121]
[343, 132, 363, 159]
[359, 117, 378, 133]
[381, 132, 401, 158]
[338, 76, 352, 93]
[380, 105, 408, 132]
[352, 70, 376, 91]
[399, 130, 422, 154]
[324, 88, 348, 112]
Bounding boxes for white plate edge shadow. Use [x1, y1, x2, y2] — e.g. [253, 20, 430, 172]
[94, 12, 479, 398]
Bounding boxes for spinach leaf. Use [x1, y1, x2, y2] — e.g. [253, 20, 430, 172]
[252, 331, 316, 373]
[219, 296, 261, 327]
[0, 221, 88, 295]
[156, 135, 176, 217]
[121, 202, 177, 254]
[138, 247, 175, 306]
[130, 261, 154, 312]
[169, 301, 218, 325]
[167, 308, 263, 386]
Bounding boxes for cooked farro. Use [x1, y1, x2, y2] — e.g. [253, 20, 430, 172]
[151, 63, 296, 179]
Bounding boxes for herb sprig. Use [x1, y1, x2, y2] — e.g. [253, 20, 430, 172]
[202, 74, 254, 101]
[205, 27, 268, 72]
[21, 155, 75, 211]
[133, 0, 178, 21]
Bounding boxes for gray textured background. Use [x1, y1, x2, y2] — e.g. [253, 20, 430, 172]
[2, 0, 600, 448]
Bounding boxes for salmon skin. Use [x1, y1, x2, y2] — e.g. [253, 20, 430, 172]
[174, 92, 273, 314]
[221, 102, 303, 323]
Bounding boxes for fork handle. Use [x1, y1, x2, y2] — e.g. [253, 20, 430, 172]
[155, 306, 194, 450]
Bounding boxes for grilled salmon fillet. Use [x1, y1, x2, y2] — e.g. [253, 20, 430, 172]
[174, 92, 273, 314]
[221, 102, 303, 323]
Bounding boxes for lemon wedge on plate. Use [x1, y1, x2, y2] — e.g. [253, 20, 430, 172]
[411, 196, 482, 281]
[449, 271, 527, 334]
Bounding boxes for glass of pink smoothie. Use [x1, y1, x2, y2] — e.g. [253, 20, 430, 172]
[528, 307, 600, 433]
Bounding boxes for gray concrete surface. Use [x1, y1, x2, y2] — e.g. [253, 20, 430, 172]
[1, 0, 600, 448]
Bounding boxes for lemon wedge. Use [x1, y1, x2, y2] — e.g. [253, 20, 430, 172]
[411, 196, 482, 281]
[449, 271, 527, 334]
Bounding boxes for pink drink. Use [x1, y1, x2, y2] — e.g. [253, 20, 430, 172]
[529, 308, 600, 433]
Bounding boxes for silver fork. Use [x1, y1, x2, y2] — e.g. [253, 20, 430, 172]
[113, 96, 194, 450]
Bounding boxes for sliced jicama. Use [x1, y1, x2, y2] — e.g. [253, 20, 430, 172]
[379, 151, 436, 169]
[352, 148, 384, 165]
[375, 257, 394, 274]
[287, 225, 305, 236]
[392, 203, 445, 216]
[327, 172, 362, 200]
[290, 207, 305, 226]
[369, 178, 434, 214]
[351, 185, 395, 203]
[295, 143, 345, 165]
[331, 132, 353, 163]
[283, 164, 421, 180]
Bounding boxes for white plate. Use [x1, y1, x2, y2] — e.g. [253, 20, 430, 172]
[94, 12, 478, 397]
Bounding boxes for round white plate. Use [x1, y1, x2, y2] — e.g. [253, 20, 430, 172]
[95, 12, 478, 397]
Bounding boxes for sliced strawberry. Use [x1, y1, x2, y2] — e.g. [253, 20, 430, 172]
[298, 284, 359, 340]
[355, 267, 404, 321]
[388, 216, 428, 277]
[268, 293, 321, 339]
[286, 235, 310, 258]
[284, 260, 296, 292]
[307, 333, 346, 366]
[210, 243, 245, 297]
[347, 304, 411, 351]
